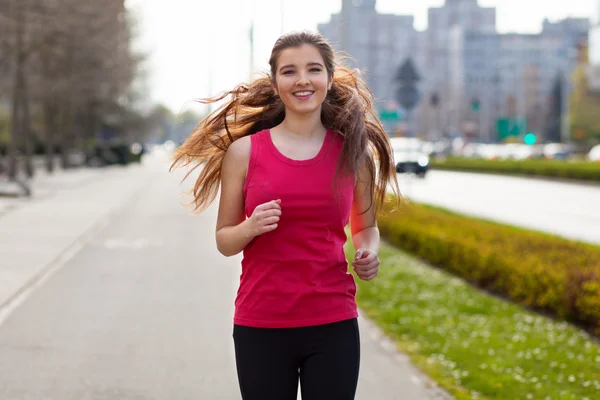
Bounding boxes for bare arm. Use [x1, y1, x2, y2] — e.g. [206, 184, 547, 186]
[215, 137, 282, 257]
[349, 160, 380, 280]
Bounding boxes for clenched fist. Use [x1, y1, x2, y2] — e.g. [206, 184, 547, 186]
[245, 199, 282, 238]
[351, 248, 379, 281]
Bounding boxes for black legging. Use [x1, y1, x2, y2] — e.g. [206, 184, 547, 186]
[233, 318, 360, 400]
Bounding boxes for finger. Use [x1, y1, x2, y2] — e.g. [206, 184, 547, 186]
[261, 209, 282, 218]
[355, 249, 365, 260]
[269, 199, 282, 209]
[355, 266, 378, 276]
[352, 254, 377, 266]
[263, 216, 280, 225]
[359, 272, 378, 281]
[354, 266, 378, 275]
[257, 200, 281, 212]
[261, 223, 278, 233]
[353, 255, 375, 265]
[263, 203, 281, 212]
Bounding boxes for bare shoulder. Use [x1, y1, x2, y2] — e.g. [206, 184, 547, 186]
[226, 135, 251, 160]
[223, 135, 252, 173]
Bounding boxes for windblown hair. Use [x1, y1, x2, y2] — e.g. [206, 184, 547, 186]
[171, 30, 400, 214]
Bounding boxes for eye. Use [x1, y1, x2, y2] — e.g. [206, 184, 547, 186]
[310, 68, 322, 73]
[282, 70, 294, 75]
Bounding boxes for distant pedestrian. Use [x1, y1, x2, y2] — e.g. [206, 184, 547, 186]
[171, 30, 400, 400]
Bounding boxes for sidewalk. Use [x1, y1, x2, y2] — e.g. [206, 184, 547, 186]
[0, 159, 158, 310]
[0, 156, 452, 399]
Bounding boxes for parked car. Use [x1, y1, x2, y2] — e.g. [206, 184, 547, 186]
[390, 137, 429, 177]
[543, 143, 573, 160]
[587, 144, 600, 162]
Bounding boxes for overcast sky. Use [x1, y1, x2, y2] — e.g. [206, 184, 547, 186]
[125, 0, 598, 113]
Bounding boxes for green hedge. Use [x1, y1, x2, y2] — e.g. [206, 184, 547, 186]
[378, 200, 600, 333]
[431, 157, 600, 182]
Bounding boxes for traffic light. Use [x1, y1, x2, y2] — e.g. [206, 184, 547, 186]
[524, 132, 537, 145]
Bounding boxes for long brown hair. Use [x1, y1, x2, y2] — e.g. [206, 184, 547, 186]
[171, 31, 400, 214]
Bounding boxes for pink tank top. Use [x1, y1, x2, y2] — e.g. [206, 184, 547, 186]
[235, 128, 358, 328]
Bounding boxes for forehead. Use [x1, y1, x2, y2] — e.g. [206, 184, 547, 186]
[276, 44, 325, 68]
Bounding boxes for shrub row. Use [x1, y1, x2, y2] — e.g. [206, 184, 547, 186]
[378, 200, 600, 333]
[430, 157, 600, 182]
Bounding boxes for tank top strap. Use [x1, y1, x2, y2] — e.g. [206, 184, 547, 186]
[243, 130, 268, 197]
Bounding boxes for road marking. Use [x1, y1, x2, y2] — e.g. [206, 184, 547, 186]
[0, 166, 156, 329]
[0, 217, 110, 326]
[0, 218, 110, 328]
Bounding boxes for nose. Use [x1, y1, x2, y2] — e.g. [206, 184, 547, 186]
[296, 71, 310, 86]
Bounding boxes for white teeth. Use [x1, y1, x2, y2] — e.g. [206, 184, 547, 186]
[294, 91, 313, 96]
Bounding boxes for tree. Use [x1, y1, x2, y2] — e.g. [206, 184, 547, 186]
[0, 0, 147, 179]
[570, 56, 600, 146]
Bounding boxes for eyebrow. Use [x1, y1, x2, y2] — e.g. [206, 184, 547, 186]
[279, 62, 324, 72]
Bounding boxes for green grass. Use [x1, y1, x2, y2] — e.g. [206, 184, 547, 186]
[345, 240, 600, 400]
[430, 157, 600, 183]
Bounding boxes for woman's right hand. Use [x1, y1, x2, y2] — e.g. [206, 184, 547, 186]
[244, 199, 282, 238]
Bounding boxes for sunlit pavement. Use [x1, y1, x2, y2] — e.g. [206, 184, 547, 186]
[0, 157, 450, 400]
[396, 170, 600, 245]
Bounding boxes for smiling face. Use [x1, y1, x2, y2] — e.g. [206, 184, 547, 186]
[272, 44, 333, 117]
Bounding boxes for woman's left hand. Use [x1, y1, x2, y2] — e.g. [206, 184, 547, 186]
[351, 248, 379, 281]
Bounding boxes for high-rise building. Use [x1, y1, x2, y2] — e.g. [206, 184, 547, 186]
[424, 0, 497, 138]
[320, 0, 591, 142]
[448, 28, 501, 141]
[318, 0, 420, 116]
[448, 15, 588, 143]
[590, 0, 600, 90]
[498, 33, 570, 142]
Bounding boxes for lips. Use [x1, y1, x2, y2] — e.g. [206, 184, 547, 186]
[293, 90, 314, 99]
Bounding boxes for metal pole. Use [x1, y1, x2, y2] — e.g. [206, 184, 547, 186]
[561, 70, 570, 143]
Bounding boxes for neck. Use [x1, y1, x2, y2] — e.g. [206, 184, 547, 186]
[280, 109, 325, 138]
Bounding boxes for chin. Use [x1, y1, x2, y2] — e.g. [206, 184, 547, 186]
[287, 102, 323, 115]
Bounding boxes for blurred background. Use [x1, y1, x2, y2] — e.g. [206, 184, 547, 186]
[1, 0, 599, 177]
[1, 2, 600, 399]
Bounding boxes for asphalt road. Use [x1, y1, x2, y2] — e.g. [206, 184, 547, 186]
[0, 158, 449, 400]
[398, 170, 600, 245]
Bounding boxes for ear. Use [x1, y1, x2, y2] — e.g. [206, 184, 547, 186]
[272, 82, 278, 97]
[328, 73, 334, 91]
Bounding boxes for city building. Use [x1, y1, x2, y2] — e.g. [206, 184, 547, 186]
[423, 0, 496, 139]
[448, 28, 501, 141]
[318, 0, 421, 134]
[589, 0, 600, 90]
[498, 33, 570, 142]
[445, 14, 588, 143]
[319, 0, 590, 142]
